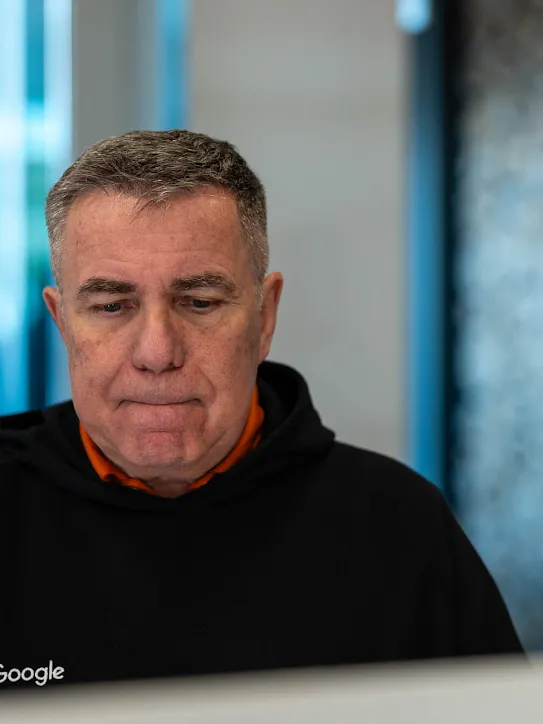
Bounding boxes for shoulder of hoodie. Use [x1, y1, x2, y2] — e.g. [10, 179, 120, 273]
[302, 441, 461, 565]
[316, 439, 448, 522]
[1, 406, 46, 441]
[0, 407, 49, 490]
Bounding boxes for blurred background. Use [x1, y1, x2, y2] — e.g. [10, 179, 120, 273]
[1, 0, 542, 651]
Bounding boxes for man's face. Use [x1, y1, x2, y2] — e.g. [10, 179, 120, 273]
[43, 190, 282, 488]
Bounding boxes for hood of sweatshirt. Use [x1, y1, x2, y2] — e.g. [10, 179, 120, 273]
[0, 361, 335, 512]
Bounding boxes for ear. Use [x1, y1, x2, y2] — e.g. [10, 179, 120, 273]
[258, 272, 283, 363]
[42, 286, 67, 343]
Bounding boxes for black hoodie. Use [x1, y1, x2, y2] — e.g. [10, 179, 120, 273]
[0, 361, 522, 687]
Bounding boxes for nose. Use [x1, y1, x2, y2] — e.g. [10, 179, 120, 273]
[131, 309, 186, 373]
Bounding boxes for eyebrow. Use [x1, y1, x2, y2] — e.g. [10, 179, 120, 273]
[75, 273, 237, 301]
[170, 274, 237, 295]
[76, 278, 137, 300]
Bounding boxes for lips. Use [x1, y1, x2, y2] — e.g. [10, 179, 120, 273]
[129, 398, 197, 406]
[134, 401, 181, 405]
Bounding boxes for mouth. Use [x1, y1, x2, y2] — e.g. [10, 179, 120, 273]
[122, 399, 199, 407]
[134, 400, 196, 405]
[136, 402, 181, 406]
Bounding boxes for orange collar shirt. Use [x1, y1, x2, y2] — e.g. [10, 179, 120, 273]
[80, 387, 264, 495]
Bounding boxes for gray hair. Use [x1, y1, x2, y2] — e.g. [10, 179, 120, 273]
[45, 129, 269, 292]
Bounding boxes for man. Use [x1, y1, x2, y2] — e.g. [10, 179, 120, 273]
[0, 130, 522, 687]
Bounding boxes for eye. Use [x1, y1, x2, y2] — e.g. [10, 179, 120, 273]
[91, 302, 124, 315]
[182, 297, 220, 313]
[191, 298, 212, 310]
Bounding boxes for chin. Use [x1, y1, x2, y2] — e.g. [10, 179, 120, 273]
[120, 431, 202, 471]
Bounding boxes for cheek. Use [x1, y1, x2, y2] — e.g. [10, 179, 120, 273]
[66, 332, 117, 390]
[227, 315, 261, 363]
[198, 317, 261, 383]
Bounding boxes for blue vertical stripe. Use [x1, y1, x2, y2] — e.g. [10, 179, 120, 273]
[406, 21, 445, 490]
[0, 0, 28, 415]
[157, 0, 190, 129]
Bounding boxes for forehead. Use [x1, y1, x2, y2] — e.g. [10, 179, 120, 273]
[62, 190, 247, 285]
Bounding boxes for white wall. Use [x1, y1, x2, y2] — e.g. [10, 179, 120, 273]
[189, 1, 406, 458]
[72, 0, 159, 158]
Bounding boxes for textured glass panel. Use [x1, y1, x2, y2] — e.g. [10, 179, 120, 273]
[454, 0, 543, 650]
